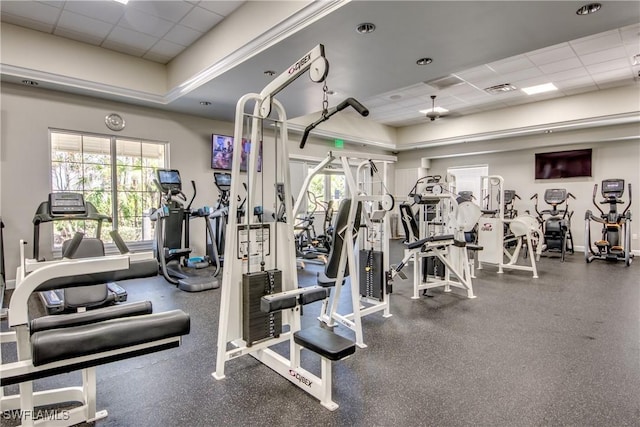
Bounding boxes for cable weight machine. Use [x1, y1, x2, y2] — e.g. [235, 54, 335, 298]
[214, 44, 369, 410]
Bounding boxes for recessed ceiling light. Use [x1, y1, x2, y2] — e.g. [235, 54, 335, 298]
[21, 79, 38, 86]
[113, 0, 129, 4]
[356, 23, 376, 34]
[484, 83, 517, 94]
[263, 70, 276, 76]
[389, 94, 402, 100]
[419, 106, 449, 114]
[416, 58, 433, 66]
[522, 82, 558, 95]
[576, 3, 601, 15]
[632, 54, 640, 66]
[200, 101, 211, 106]
[326, 90, 336, 95]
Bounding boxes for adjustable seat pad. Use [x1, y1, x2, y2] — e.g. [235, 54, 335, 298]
[293, 326, 355, 361]
[31, 309, 190, 366]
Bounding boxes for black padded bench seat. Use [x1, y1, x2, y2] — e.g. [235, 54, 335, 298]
[407, 234, 454, 250]
[467, 244, 483, 251]
[31, 309, 190, 366]
[293, 326, 355, 361]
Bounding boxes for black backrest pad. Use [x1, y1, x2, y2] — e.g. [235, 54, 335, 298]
[399, 203, 419, 241]
[30, 301, 153, 334]
[61, 238, 105, 258]
[31, 309, 190, 366]
[325, 199, 362, 279]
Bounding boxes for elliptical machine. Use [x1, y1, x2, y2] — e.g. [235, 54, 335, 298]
[585, 179, 633, 266]
[152, 169, 220, 292]
[531, 188, 575, 261]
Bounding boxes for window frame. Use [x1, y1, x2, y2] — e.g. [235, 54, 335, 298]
[49, 128, 169, 253]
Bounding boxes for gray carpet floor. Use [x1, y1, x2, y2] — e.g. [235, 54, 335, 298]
[2, 241, 639, 426]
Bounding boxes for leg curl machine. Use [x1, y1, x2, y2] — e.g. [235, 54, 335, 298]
[585, 178, 633, 266]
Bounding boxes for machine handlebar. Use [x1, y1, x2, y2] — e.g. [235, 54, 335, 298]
[299, 97, 369, 148]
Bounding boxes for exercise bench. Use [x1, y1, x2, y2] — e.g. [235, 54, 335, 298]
[1, 255, 190, 427]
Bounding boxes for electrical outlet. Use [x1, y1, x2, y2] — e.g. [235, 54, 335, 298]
[633, 233, 638, 240]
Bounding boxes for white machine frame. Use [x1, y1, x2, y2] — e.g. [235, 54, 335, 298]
[1, 255, 185, 427]
[403, 182, 478, 300]
[303, 152, 396, 348]
[213, 44, 353, 410]
[476, 175, 542, 278]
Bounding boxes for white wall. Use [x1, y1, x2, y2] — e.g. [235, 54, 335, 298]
[397, 136, 640, 254]
[0, 82, 370, 281]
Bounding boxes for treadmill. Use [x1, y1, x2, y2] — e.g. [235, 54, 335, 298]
[33, 193, 127, 314]
[153, 169, 220, 292]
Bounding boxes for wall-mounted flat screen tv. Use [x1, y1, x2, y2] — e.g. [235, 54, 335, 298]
[211, 134, 262, 172]
[535, 149, 592, 179]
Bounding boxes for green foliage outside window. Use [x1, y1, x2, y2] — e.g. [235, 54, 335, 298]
[51, 132, 166, 247]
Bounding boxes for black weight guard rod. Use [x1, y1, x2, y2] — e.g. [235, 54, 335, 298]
[299, 97, 369, 149]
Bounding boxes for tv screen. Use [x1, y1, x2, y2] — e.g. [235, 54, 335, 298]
[211, 134, 262, 172]
[535, 149, 592, 179]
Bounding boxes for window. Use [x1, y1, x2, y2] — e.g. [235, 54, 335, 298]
[50, 130, 167, 248]
[307, 173, 346, 213]
[447, 165, 488, 206]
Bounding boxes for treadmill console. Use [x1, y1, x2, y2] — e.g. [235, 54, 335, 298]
[214, 172, 231, 192]
[544, 188, 567, 205]
[157, 169, 182, 192]
[48, 193, 87, 216]
[601, 179, 624, 199]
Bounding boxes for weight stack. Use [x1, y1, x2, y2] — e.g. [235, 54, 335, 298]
[359, 250, 383, 300]
[242, 270, 282, 346]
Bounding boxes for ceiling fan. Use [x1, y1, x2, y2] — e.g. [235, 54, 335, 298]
[426, 95, 444, 121]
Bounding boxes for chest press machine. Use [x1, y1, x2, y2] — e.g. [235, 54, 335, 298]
[1, 254, 190, 427]
[214, 45, 374, 410]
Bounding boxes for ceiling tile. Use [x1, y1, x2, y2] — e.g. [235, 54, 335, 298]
[163, 24, 203, 46]
[0, 13, 55, 33]
[544, 67, 590, 83]
[538, 57, 583, 74]
[590, 68, 634, 84]
[554, 75, 596, 90]
[105, 26, 158, 51]
[142, 51, 174, 64]
[497, 67, 544, 84]
[0, 1, 60, 24]
[147, 39, 186, 57]
[580, 46, 628, 65]
[101, 40, 147, 57]
[37, 1, 65, 7]
[619, 23, 640, 44]
[56, 10, 114, 40]
[487, 55, 536, 74]
[586, 58, 632, 75]
[527, 45, 576, 66]
[180, 5, 223, 32]
[129, 1, 194, 23]
[570, 30, 622, 55]
[454, 65, 497, 84]
[62, 1, 125, 24]
[120, 8, 175, 38]
[197, 1, 245, 16]
[53, 27, 104, 46]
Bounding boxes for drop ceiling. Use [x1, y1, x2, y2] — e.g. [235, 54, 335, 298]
[1, 1, 639, 147]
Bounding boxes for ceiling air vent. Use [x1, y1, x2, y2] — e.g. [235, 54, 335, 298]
[484, 83, 517, 94]
[424, 75, 465, 90]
